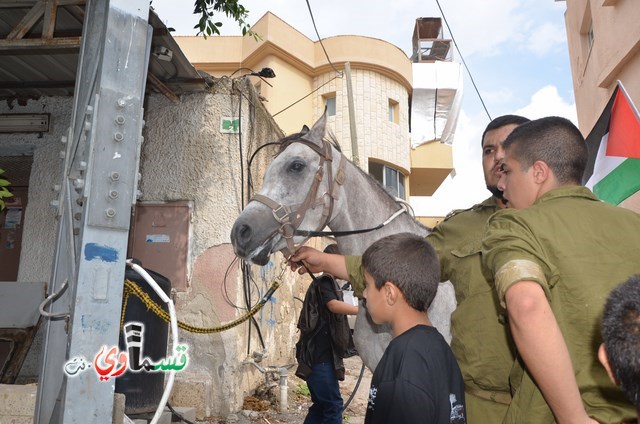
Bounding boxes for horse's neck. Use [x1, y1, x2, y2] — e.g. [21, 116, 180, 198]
[329, 159, 428, 256]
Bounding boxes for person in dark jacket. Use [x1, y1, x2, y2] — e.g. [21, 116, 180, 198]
[295, 244, 358, 424]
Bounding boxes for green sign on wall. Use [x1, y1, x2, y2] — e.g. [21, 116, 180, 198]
[220, 117, 240, 134]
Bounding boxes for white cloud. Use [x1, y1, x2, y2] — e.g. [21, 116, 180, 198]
[481, 87, 515, 107]
[514, 85, 577, 123]
[442, 0, 528, 58]
[526, 22, 567, 56]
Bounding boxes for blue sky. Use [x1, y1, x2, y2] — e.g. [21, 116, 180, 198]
[151, 0, 578, 216]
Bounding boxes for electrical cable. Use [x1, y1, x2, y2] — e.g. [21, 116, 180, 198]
[238, 78, 245, 210]
[222, 256, 244, 310]
[343, 361, 366, 412]
[304, 0, 343, 77]
[434, 0, 492, 121]
[433, 86, 438, 141]
[272, 75, 340, 118]
[230, 67, 256, 77]
[235, 78, 266, 353]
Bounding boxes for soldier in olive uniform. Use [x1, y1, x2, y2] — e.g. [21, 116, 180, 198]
[482, 116, 639, 423]
[290, 115, 530, 423]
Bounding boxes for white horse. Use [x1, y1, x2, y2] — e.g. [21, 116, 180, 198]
[230, 112, 456, 371]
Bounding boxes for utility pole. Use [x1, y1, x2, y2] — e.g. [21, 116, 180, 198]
[35, 0, 152, 422]
[344, 62, 360, 167]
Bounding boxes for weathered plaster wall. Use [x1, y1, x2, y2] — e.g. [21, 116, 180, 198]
[141, 79, 305, 418]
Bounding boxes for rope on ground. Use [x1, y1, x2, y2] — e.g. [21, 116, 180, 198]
[120, 279, 280, 334]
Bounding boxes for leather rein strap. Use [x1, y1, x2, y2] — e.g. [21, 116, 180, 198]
[250, 137, 346, 256]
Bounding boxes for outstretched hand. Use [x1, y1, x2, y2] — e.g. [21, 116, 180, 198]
[288, 246, 350, 281]
[288, 246, 325, 275]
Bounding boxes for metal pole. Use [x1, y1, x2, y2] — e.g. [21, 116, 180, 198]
[344, 62, 360, 167]
[35, 0, 152, 422]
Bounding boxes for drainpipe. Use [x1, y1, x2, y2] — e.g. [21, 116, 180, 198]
[278, 367, 288, 412]
[242, 359, 289, 413]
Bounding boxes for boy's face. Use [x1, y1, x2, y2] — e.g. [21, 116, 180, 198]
[363, 271, 387, 325]
[497, 149, 538, 209]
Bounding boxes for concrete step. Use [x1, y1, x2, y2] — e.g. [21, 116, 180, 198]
[0, 383, 37, 423]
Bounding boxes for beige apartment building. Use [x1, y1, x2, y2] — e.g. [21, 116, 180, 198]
[563, 0, 640, 132]
[176, 13, 461, 226]
[562, 0, 640, 211]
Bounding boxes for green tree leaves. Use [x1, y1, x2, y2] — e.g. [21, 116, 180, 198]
[192, 0, 258, 39]
[0, 168, 12, 210]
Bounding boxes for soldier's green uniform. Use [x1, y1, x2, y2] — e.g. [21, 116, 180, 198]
[346, 197, 515, 423]
[482, 186, 640, 423]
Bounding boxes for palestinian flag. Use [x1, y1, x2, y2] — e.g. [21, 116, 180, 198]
[583, 82, 640, 208]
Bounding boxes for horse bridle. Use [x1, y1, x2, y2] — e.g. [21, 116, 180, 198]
[250, 136, 347, 257]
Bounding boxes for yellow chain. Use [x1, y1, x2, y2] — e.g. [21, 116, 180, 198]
[121, 279, 280, 334]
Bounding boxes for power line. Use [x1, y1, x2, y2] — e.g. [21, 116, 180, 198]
[272, 75, 340, 118]
[305, 0, 343, 77]
[434, 0, 492, 121]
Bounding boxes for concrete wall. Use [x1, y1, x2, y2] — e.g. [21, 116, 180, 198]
[0, 80, 306, 419]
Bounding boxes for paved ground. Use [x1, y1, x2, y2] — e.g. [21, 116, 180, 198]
[201, 356, 372, 423]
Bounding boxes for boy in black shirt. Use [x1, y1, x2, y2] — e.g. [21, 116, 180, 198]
[362, 233, 466, 424]
[295, 244, 358, 423]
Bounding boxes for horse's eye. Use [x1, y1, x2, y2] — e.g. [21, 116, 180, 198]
[288, 160, 306, 173]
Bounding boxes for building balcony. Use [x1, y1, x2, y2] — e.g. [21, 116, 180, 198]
[409, 141, 453, 196]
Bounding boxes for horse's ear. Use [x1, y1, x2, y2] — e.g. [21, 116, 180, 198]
[300, 125, 310, 135]
[306, 109, 327, 143]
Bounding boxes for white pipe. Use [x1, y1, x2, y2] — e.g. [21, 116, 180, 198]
[126, 260, 179, 424]
[242, 360, 289, 412]
[278, 367, 288, 412]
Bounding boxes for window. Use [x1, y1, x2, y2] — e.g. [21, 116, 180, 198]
[324, 94, 336, 116]
[388, 99, 399, 124]
[368, 161, 406, 200]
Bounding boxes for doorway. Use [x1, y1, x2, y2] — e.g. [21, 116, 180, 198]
[0, 156, 32, 281]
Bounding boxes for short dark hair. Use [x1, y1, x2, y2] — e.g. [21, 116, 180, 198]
[503, 116, 587, 184]
[601, 275, 640, 409]
[481, 114, 530, 146]
[361, 233, 440, 312]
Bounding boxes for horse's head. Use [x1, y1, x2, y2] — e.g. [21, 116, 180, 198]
[231, 112, 345, 265]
